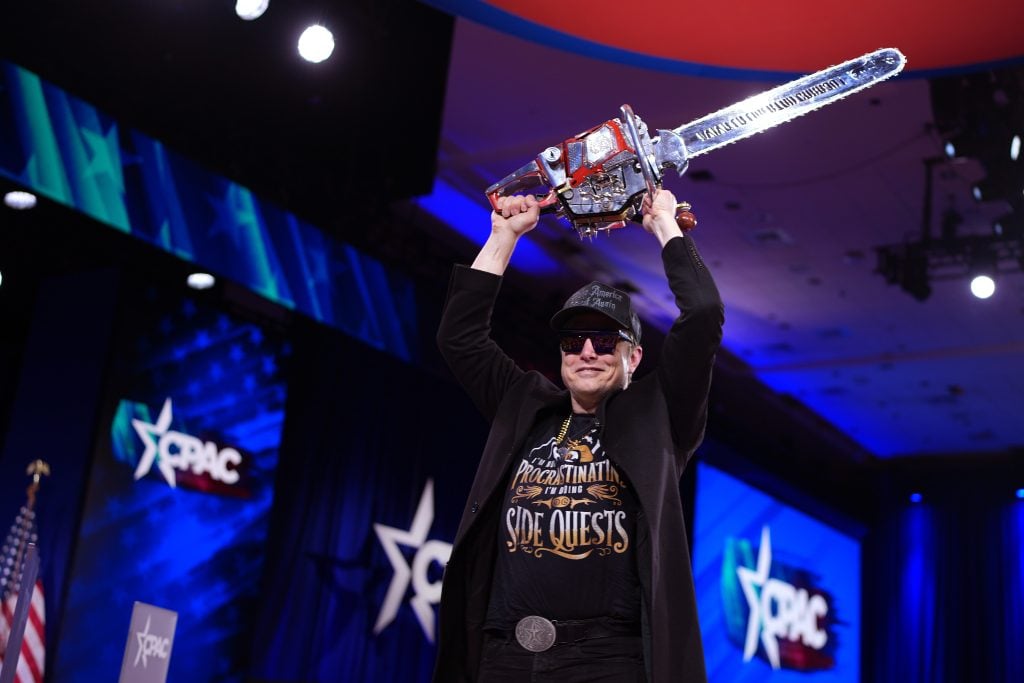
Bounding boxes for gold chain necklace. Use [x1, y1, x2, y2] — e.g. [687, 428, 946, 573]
[555, 414, 573, 445]
[555, 414, 596, 457]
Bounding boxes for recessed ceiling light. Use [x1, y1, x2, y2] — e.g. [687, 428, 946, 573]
[970, 274, 995, 299]
[187, 272, 216, 290]
[235, 0, 269, 21]
[4, 191, 37, 210]
[298, 25, 335, 63]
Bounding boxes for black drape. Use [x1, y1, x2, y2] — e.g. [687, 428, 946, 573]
[248, 321, 487, 682]
[864, 483, 1024, 682]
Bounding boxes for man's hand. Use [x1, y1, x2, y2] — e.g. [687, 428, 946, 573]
[642, 189, 685, 247]
[492, 194, 540, 238]
[472, 194, 540, 276]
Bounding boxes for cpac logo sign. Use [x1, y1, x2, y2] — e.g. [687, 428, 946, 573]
[133, 616, 171, 668]
[732, 526, 835, 671]
[373, 479, 452, 643]
[120, 602, 176, 683]
[131, 398, 242, 489]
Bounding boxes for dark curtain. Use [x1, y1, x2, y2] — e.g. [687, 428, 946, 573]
[0, 269, 120, 681]
[248, 321, 487, 682]
[865, 485, 1024, 682]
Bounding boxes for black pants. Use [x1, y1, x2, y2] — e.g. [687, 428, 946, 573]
[477, 633, 646, 683]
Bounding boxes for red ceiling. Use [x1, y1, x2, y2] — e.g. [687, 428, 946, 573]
[454, 0, 1024, 75]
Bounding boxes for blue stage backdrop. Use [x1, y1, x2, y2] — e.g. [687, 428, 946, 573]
[53, 285, 288, 682]
[693, 462, 861, 682]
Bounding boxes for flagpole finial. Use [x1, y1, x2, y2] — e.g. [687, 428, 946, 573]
[26, 459, 50, 486]
[25, 460, 50, 510]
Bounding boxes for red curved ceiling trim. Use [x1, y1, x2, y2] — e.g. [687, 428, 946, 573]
[452, 0, 1024, 75]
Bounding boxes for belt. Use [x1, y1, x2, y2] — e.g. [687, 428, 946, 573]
[491, 616, 640, 653]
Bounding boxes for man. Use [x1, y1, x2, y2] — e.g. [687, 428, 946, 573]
[434, 188, 723, 682]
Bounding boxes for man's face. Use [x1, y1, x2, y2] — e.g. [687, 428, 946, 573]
[559, 312, 642, 412]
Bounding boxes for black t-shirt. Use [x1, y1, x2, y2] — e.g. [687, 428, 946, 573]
[484, 412, 641, 629]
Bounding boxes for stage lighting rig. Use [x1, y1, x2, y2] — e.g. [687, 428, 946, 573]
[932, 65, 1024, 212]
[874, 158, 1024, 301]
[875, 232, 1022, 302]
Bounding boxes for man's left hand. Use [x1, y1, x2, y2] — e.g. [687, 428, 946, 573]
[641, 189, 684, 246]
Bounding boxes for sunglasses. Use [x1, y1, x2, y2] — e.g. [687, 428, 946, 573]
[558, 330, 633, 355]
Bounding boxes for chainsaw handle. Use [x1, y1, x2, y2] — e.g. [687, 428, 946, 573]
[485, 159, 562, 215]
[487, 191, 561, 215]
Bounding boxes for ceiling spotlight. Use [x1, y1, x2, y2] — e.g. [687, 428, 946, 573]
[941, 131, 977, 160]
[969, 250, 998, 299]
[1011, 134, 1021, 162]
[909, 492, 923, 503]
[235, 0, 269, 21]
[187, 272, 216, 290]
[1016, 488, 1024, 500]
[4, 190, 37, 210]
[970, 274, 995, 299]
[298, 25, 335, 63]
[992, 211, 1024, 238]
[971, 164, 1024, 205]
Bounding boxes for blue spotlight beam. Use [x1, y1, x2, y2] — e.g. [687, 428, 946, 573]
[416, 178, 560, 275]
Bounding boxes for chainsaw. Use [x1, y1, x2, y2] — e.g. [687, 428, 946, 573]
[485, 48, 906, 237]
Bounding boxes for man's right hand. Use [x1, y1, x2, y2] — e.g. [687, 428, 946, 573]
[472, 194, 540, 276]
[491, 194, 540, 238]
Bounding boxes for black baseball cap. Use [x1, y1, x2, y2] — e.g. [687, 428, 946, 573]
[550, 282, 642, 344]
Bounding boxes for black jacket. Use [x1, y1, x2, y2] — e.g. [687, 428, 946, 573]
[434, 235, 723, 682]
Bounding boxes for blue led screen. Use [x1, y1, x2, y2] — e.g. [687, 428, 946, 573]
[54, 288, 288, 682]
[693, 462, 861, 682]
[0, 60, 416, 362]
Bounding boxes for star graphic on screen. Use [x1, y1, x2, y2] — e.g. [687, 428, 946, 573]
[373, 479, 452, 643]
[736, 525, 781, 669]
[132, 398, 177, 487]
[205, 182, 259, 248]
[80, 124, 125, 192]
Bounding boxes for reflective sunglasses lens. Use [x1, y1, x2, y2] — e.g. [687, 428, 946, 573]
[559, 332, 620, 355]
[590, 334, 619, 354]
[559, 335, 585, 354]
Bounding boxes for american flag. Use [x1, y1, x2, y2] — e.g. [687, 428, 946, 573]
[0, 467, 46, 683]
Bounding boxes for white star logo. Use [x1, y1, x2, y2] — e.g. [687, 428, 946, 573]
[736, 526, 780, 669]
[134, 616, 153, 668]
[373, 479, 452, 643]
[132, 398, 177, 487]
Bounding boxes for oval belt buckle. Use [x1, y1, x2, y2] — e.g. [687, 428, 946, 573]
[515, 615, 557, 652]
